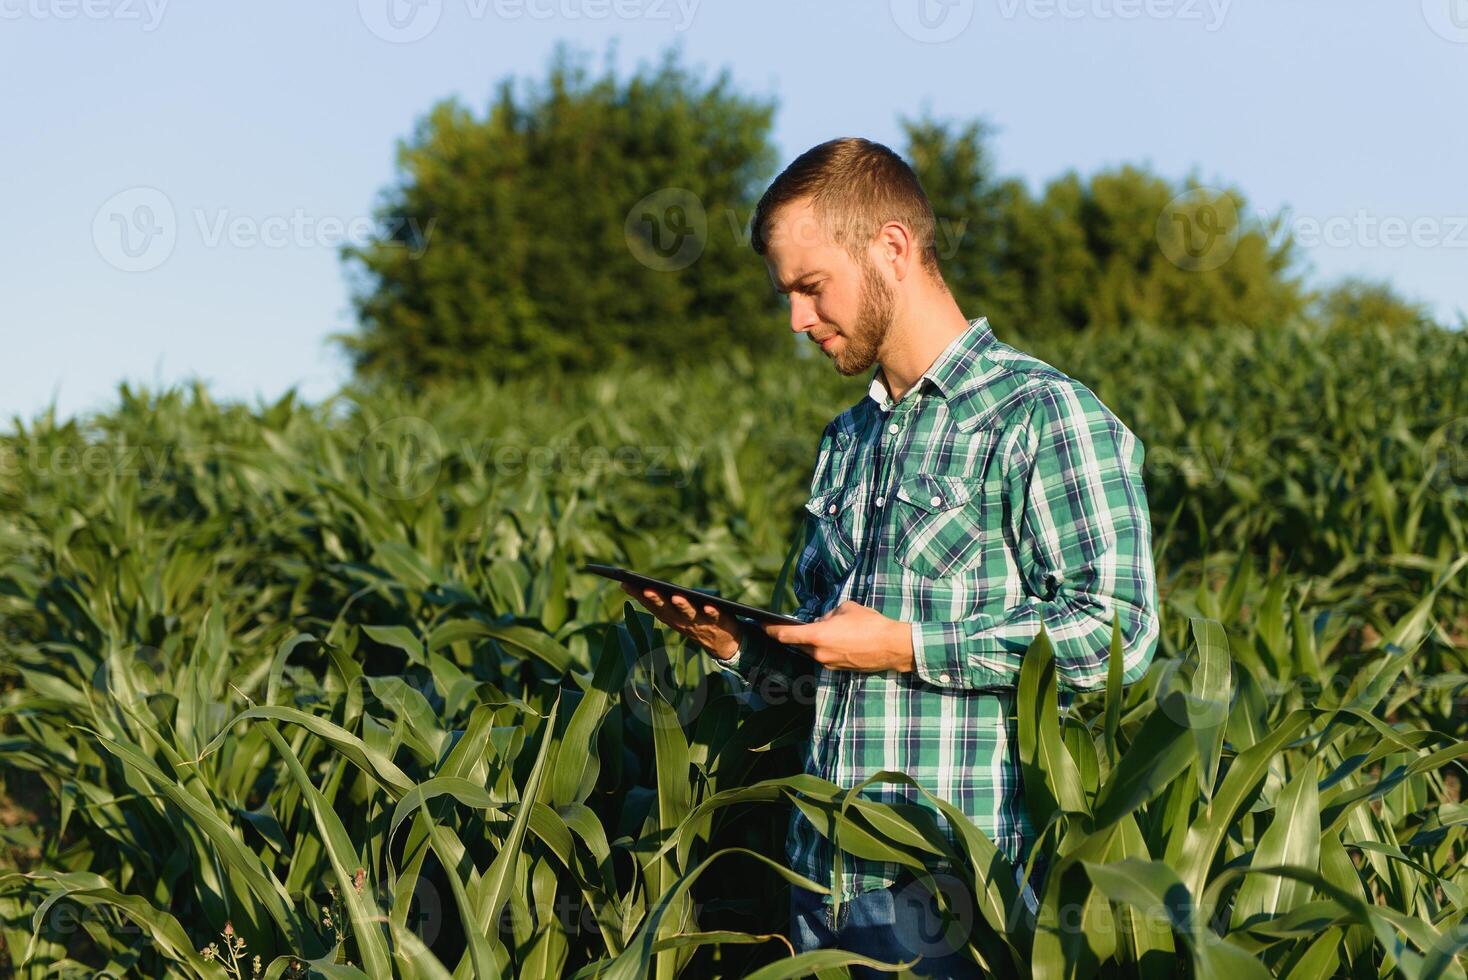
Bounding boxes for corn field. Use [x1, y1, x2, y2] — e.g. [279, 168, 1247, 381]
[1, 320, 1465, 978]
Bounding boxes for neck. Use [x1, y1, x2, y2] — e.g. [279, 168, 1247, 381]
[876, 287, 973, 404]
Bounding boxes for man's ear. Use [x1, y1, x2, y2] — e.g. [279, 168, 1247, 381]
[874, 219, 917, 282]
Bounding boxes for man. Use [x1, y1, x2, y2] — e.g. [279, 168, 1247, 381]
[623, 137, 1159, 975]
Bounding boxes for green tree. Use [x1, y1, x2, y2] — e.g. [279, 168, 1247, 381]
[1012, 167, 1309, 333]
[338, 44, 782, 387]
[905, 118, 1308, 336]
[901, 115, 1030, 328]
[1313, 276, 1437, 331]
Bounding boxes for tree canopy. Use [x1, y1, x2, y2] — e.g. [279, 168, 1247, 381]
[338, 45, 1435, 386]
[339, 44, 782, 388]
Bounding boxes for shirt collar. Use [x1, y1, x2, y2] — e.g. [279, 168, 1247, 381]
[866, 316, 997, 410]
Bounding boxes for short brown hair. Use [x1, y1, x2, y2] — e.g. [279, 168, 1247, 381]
[750, 137, 943, 280]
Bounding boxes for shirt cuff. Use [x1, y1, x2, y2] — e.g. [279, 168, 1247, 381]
[910, 620, 1019, 690]
[712, 618, 760, 676]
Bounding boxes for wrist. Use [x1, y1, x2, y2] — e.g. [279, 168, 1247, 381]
[707, 621, 744, 661]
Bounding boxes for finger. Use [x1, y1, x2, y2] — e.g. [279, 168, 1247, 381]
[681, 598, 707, 618]
[669, 595, 696, 617]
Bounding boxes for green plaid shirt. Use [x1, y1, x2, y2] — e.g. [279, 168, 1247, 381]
[719, 316, 1159, 902]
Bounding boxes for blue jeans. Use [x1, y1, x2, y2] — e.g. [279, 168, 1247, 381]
[790, 867, 1041, 978]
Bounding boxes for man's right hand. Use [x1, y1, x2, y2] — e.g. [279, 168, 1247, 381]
[620, 582, 744, 660]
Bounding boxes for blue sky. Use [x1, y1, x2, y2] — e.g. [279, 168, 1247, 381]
[3, 1, 1465, 423]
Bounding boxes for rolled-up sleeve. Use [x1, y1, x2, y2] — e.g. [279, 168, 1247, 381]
[910, 381, 1159, 692]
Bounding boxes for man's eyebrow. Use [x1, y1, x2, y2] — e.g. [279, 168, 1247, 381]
[775, 272, 820, 294]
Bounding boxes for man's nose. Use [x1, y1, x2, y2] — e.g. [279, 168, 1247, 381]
[789, 294, 819, 333]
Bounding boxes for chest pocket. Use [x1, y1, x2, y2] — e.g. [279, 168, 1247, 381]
[892, 473, 991, 578]
[804, 484, 860, 583]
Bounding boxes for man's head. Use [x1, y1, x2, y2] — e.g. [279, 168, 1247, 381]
[751, 137, 947, 377]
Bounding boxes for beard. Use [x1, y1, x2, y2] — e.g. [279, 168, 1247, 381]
[831, 256, 895, 377]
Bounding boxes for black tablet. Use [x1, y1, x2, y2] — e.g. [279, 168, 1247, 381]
[582, 562, 806, 627]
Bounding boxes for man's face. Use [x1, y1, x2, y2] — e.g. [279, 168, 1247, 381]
[763, 198, 895, 377]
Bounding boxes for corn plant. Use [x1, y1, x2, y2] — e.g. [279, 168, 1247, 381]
[1, 319, 1464, 976]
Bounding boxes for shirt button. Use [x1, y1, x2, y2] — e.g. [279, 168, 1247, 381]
[939, 673, 952, 684]
[930, 495, 942, 507]
[887, 423, 899, 435]
[828, 504, 838, 515]
[874, 496, 885, 507]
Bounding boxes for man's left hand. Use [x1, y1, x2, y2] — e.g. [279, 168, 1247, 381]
[761, 601, 914, 673]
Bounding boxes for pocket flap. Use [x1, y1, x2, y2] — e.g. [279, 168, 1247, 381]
[894, 473, 977, 513]
[805, 485, 848, 519]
